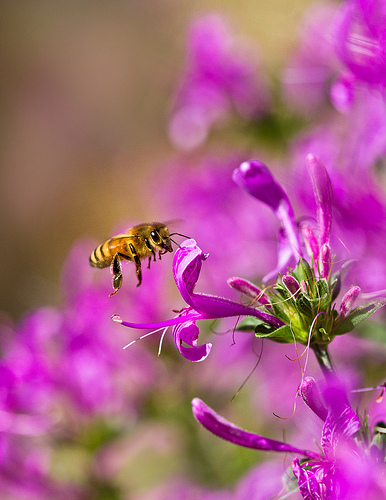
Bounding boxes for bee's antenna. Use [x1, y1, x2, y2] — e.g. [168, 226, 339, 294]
[169, 232, 191, 239]
[170, 238, 182, 248]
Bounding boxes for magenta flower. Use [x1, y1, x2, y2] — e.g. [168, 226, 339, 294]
[114, 239, 283, 362]
[231, 155, 385, 372]
[192, 377, 386, 499]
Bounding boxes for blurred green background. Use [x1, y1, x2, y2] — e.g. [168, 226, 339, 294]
[0, 0, 313, 319]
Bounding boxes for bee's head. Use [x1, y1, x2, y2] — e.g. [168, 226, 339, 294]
[150, 223, 173, 252]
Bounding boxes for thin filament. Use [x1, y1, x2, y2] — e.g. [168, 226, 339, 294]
[157, 327, 169, 357]
[123, 327, 167, 349]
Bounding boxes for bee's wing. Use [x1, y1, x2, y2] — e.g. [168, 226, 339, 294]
[162, 218, 184, 228]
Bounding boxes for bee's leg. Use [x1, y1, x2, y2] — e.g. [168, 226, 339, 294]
[134, 257, 142, 286]
[144, 238, 157, 263]
[147, 256, 151, 269]
[129, 243, 142, 286]
[109, 254, 123, 297]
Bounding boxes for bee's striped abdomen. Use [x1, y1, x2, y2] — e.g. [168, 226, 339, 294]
[89, 240, 112, 268]
[89, 235, 134, 269]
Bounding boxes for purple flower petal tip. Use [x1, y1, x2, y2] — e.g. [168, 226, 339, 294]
[179, 341, 212, 362]
[232, 160, 287, 212]
[299, 376, 328, 421]
[192, 397, 205, 417]
[234, 159, 301, 259]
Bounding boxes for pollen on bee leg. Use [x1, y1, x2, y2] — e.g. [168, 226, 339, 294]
[111, 314, 122, 323]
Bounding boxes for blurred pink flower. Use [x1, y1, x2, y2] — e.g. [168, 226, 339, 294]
[169, 14, 270, 150]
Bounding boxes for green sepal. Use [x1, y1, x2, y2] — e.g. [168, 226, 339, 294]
[294, 258, 314, 288]
[236, 317, 265, 332]
[308, 296, 327, 308]
[296, 292, 313, 317]
[254, 324, 294, 343]
[316, 279, 329, 304]
[273, 283, 291, 300]
[254, 323, 277, 334]
[268, 291, 291, 322]
[333, 299, 386, 336]
[318, 327, 332, 343]
[330, 275, 341, 302]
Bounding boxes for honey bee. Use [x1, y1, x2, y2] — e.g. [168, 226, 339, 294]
[89, 222, 186, 296]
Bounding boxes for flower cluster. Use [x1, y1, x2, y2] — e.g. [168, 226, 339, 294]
[231, 156, 385, 359]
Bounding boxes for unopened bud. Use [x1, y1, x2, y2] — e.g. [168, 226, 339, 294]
[282, 275, 301, 297]
[228, 277, 271, 308]
[318, 244, 332, 279]
[339, 286, 361, 318]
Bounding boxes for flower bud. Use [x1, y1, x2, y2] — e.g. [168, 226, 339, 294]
[319, 243, 332, 279]
[282, 275, 301, 297]
[339, 286, 361, 318]
[227, 277, 271, 307]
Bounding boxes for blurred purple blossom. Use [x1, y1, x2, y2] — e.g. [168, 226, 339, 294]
[0, 432, 82, 499]
[0, 237, 169, 496]
[283, 0, 386, 115]
[168, 14, 270, 150]
[282, 3, 340, 114]
[334, 0, 386, 87]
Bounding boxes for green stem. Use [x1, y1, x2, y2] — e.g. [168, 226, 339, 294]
[312, 343, 334, 376]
